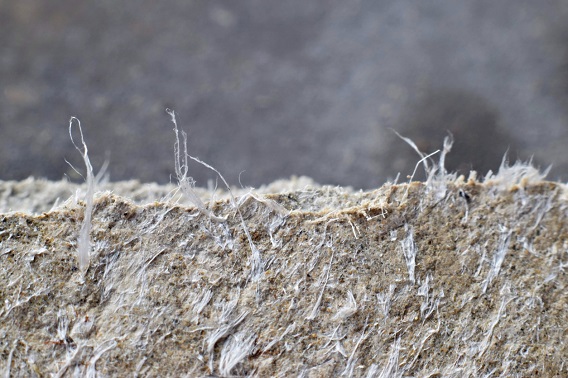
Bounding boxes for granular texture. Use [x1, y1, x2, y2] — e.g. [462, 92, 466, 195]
[0, 173, 566, 376]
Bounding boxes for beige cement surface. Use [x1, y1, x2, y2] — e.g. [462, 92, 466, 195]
[0, 170, 566, 376]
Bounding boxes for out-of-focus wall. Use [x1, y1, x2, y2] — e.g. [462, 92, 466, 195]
[1, 1, 567, 189]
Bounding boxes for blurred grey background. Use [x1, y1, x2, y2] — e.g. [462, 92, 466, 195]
[1, 1, 567, 189]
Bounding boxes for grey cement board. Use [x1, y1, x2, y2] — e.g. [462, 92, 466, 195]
[0, 164, 566, 376]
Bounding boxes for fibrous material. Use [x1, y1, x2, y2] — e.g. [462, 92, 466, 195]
[0, 168, 566, 376]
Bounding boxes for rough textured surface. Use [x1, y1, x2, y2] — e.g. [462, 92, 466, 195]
[0, 168, 566, 376]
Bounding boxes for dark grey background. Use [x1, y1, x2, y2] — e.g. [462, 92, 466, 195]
[1, 1, 567, 189]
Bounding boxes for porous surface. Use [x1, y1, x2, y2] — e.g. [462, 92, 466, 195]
[0, 172, 566, 376]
